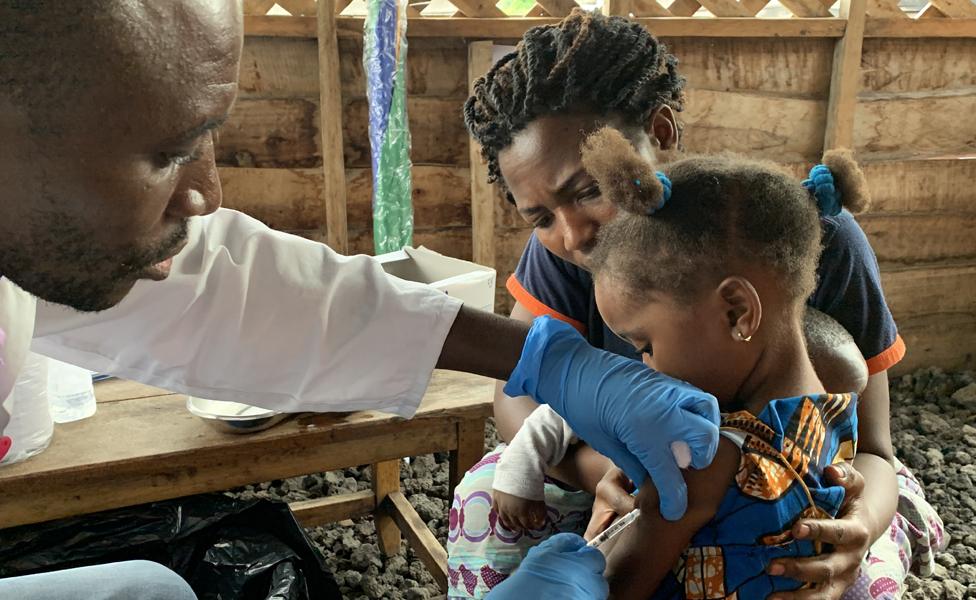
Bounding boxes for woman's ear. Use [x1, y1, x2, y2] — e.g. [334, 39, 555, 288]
[717, 276, 762, 343]
[646, 106, 678, 151]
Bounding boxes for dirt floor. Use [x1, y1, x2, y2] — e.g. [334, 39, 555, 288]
[228, 367, 975, 599]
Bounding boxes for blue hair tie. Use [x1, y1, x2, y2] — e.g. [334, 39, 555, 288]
[640, 171, 671, 215]
[803, 164, 842, 217]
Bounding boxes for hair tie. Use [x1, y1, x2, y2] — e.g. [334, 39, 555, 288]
[803, 164, 842, 217]
[635, 172, 672, 215]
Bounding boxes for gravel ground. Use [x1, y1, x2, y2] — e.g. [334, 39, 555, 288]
[227, 368, 975, 599]
[892, 369, 976, 599]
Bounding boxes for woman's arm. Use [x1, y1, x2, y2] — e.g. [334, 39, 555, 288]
[604, 438, 740, 600]
[768, 371, 898, 599]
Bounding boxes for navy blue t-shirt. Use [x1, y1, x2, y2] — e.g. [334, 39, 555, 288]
[508, 210, 904, 374]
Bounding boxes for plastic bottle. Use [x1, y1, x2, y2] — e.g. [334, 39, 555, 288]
[47, 357, 97, 423]
[1, 353, 54, 465]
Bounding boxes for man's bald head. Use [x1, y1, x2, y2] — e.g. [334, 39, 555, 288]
[0, 0, 242, 311]
[2, 1, 241, 128]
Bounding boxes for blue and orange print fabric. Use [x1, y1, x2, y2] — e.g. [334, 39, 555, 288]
[654, 393, 858, 600]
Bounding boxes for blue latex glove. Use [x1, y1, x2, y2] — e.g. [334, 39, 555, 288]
[486, 533, 608, 599]
[504, 316, 721, 521]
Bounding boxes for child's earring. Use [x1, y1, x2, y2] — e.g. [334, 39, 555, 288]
[736, 330, 752, 342]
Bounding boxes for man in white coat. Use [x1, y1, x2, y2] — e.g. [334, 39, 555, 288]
[0, 2, 720, 598]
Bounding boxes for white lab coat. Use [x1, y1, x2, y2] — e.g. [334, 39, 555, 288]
[0, 208, 462, 428]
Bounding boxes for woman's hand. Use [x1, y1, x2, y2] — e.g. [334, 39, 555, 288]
[584, 467, 636, 540]
[767, 462, 871, 600]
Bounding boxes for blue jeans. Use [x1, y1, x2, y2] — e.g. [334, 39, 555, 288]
[0, 561, 195, 599]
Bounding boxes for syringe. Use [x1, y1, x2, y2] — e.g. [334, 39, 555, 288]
[585, 441, 691, 552]
[586, 508, 641, 552]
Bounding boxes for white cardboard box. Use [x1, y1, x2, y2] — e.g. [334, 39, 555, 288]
[376, 246, 497, 313]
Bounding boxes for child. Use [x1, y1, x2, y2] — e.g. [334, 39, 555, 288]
[494, 127, 872, 597]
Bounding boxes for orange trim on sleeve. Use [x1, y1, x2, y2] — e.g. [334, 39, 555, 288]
[865, 334, 906, 375]
[506, 274, 587, 335]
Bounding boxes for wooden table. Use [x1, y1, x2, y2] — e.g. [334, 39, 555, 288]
[0, 370, 494, 591]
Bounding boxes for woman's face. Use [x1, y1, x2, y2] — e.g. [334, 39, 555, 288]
[497, 110, 676, 269]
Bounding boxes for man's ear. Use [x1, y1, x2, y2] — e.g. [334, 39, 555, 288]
[646, 105, 678, 151]
[716, 276, 762, 342]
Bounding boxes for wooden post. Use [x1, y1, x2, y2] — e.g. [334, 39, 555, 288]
[602, 0, 633, 15]
[449, 418, 486, 492]
[865, 0, 906, 17]
[535, 0, 581, 16]
[372, 459, 402, 556]
[468, 41, 497, 269]
[777, 0, 831, 17]
[450, 0, 508, 16]
[823, 0, 867, 151]
[291, 490, 376, 526]
[317, 0, 350, 253]
[630, 0, 676, 17]
[243, 0, 276, 14]
[695, 0, 753, 16]
[277, 0, 318, 15]
[665, 0, 702, 16]
[928, 0, 976, 17]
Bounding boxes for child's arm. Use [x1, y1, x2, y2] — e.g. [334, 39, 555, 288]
[604, 437, 741, 600]
[493, 404, 578, 530]
[495, 404, 577, 500]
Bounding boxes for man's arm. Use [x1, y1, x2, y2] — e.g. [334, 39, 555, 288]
[489, 302, 543, 443]
[437, 302, 526, 382]
[33, 209, 469, 417]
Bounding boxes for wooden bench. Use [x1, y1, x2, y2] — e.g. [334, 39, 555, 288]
[0, 370, 493, 592]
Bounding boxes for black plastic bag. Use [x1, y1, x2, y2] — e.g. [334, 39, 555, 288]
[0, 494, 341, 600]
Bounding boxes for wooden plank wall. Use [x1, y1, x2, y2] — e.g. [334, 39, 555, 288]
[220, 36, 472, 256]
[218, 33, 975, 374]
[856, 37, 976, 372]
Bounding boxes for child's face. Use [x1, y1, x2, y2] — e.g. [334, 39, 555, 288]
[594, 275, 750, 404]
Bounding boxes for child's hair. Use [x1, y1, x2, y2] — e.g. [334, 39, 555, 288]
[463, 9, 685, 200]
[584, 127, 870, 305]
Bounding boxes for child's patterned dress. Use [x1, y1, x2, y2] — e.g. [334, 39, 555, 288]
[654, 393, 858, 599]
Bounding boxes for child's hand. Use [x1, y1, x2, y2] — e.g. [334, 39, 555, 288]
[492, 489, 547, 531]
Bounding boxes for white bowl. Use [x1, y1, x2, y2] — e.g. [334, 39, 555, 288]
[186, 396, 287, 434]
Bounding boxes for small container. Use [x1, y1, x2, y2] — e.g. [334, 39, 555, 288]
[47, 358, 97, 424]
[1, 353, 54, 465]
[186, 397, 287, 434]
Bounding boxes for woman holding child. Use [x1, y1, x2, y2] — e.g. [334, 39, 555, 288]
[452, 10, 945, 599]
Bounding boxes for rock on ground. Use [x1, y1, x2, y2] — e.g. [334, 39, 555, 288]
[227, 368, 974, 600]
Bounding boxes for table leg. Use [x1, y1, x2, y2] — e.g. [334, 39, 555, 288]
[372, 459, 401, 556]
[383, 491, 449, 592]
[449, 417, 486, 495]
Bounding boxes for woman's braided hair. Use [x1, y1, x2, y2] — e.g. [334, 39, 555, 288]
[463, 9, 685, 200]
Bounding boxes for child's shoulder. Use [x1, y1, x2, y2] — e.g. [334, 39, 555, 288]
[683, 436, 742, 518]
[636, 436, 741, 526]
